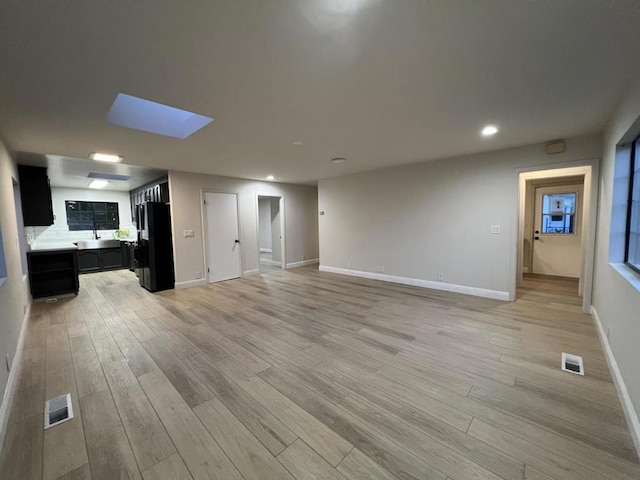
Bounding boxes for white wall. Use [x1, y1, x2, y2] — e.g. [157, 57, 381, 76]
[26, 187, 135, 245]
[168, 171, 318, 285]
[271, 198, 282, 263]
[592, 75, 640, 431]
[318, 134, 602, 298]
[0, 138, 31, 441]
[258, 197, 272, 251]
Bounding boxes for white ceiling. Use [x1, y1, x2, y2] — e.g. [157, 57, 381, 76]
[18, 153, 167, 191]
[1, 1, 640, 185]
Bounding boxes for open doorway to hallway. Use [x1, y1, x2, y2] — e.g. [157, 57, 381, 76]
[517, 165, 596, 312]
[257, 195, 285, 270]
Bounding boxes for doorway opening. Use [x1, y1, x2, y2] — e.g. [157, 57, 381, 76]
[257, 195, 285, 270]
[203, 191, 242, 283]
[516, 165, 595, 311]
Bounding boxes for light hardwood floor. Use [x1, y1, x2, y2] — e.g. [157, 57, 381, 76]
[1, 266, 638, 480]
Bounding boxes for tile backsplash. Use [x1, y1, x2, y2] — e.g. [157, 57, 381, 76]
[25, 223, 137, 245]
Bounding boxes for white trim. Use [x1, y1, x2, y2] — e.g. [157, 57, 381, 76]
[0, 301, 31, 450]
[319, 265, 509, 301]
[175, 278, 207, 289]
[590, 305, 640, 458]
[286, 258, 319, 269]
[260, 259, 282, 266]
[259, 248, 272, 253]
[243, 269, 261, 277]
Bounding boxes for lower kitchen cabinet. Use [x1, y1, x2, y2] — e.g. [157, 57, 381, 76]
[76, 250, 101, 272]
[27, 250, 79, 298]
[76, 247, 125, 273]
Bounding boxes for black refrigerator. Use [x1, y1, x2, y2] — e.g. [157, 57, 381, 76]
[136, 202, 175, 292]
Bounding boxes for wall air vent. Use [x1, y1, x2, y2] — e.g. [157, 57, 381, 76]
[561, 353, 584, 376]
[44, 393, 73, 429]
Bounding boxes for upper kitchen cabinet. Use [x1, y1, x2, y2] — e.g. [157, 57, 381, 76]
[130, 177, 169, 220]
[18, 165, 54, 226]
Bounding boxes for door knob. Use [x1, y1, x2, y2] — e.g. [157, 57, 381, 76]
[234, 239, 240, 243]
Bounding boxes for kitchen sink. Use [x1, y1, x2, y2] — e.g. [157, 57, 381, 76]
[76, 239, 121, 250]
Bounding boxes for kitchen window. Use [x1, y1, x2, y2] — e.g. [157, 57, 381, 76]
[65, 201, 119, 231]
[625, 136, 640, 274]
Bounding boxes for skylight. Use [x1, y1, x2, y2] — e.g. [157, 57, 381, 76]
[106, 93, 214, 139]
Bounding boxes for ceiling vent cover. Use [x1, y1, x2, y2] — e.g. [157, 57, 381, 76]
[561, 353, 584, 376]
[88, 172, 131, 181]
[44, 393, 74, 429]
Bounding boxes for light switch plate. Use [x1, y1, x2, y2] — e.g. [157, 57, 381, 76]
[183, 230, 195, 238]
[490, 225, 501, 234]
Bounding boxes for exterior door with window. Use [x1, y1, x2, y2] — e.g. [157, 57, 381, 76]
[532, 185, 583, 278]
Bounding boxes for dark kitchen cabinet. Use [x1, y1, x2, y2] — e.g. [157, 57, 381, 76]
[102, 248, 124, 269]
[129, 177, 170, 222]
[18, 165, 54, 226]
[76, 250, 101, 272]
[27, 250, 79, 298]
[122, 242, 136, 272]
[76, 247, 125, 273]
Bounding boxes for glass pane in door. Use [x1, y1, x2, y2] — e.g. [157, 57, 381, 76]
[541, 192, 576, 234]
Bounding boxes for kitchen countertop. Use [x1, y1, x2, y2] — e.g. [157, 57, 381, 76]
[28, 243, 78, 252]
[28, 238, 137, 252]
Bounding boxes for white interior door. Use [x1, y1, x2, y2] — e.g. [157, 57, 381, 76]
[532, 185, 583, 278]
[204, 192, 241, 283]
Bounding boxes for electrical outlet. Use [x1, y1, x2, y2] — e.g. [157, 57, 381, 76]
[380, 265, 384, 273]
[195, 271, 202, 279]
[347, 262, 351, 268]
[437, 272, 444, 281]
[301, 255, 305, 260]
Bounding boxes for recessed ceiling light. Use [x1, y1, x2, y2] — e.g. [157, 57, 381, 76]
[89, 180, 109, 189]
[331, 157, 346, 164]
[266, 175, 275, 180]
[481, 125, 499, 137]
[90, 152, 122, 163]
[292, 141, 303, 146]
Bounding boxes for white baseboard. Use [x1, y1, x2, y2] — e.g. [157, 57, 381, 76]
[590, 306, 640, 458]
[286, 258, 319, 270]
[259, 248, 272, 253]
[260, 259, 282, 266]
[318, 265, 510, 301]
[175, 278, 207, 289]
[243, 269, 261, 277]
[0, 301, 32, 451]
